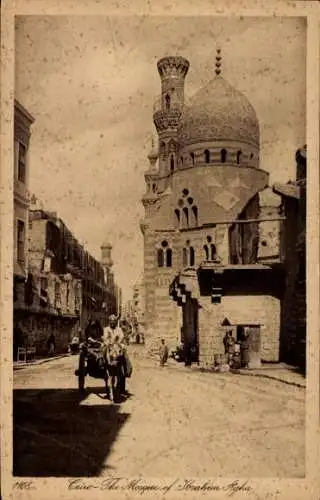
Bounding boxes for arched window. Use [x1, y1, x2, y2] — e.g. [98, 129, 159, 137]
[182, 207, 189, 228]
[190, 152, 195, 165]
[210, 244, 217, 261]
[204, 149, 210, 164]
[157, 241, 172, 267]
[157, 248, 164, 267]
[170, 155, 175, 172]
[236, 150, 242, 164]
[190, 246, 195, 266]
[191, 206, 198, 227]
[152, 183, 157, 193]
[174, 209, 180, 228]
[165, 94, 170, 110]
[221, 149, 227, 163]
[250, 153, 254, 160]
[180, 156, 184, 166]
[166, 248, 172, 267]
[204, 244, 209, 260]
[182, 247, 188, 267]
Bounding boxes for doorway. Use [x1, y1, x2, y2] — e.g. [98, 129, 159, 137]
[181, 297, 199, 364]
[236, 324, 261, 368]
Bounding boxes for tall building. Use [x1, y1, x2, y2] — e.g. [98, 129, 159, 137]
[13, 200, 119, 355]
[13, 100, 34, 305]
[140, 51, 295, 367]
[273, 146, 307, 370]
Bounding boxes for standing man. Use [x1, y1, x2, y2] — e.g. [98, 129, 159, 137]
[159, 339, 169, 367]
[47, 333, 55, 357]
[103, 314, 124, 344]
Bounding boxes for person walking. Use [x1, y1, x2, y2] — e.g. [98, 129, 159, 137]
[47, 333, 55, 357]
[225, 331, 235, 365]
[159, 339, 169, 367]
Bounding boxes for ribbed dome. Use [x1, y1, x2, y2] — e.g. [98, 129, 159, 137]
[178, 76, 259, 148]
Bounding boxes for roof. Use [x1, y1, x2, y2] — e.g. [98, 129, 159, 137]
[273, 183, 300, 200]
[178, 75, 259, 148]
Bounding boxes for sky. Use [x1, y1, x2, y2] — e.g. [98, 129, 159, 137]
[15, 15, 306, 301]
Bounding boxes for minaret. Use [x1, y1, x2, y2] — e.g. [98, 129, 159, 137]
[100, 241, 114, 288]
[142, 136, 159, 208]
[153, 56, 189, 179]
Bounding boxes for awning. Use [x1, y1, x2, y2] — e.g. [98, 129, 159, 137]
[273, 183, 300, 200]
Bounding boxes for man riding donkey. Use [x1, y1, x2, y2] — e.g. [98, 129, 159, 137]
[102, 314, 133, 402]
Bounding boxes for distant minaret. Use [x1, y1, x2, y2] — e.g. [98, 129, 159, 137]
[100, 240, 113, 287]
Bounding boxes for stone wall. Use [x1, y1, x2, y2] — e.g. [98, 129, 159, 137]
[198, 294, 280, 368]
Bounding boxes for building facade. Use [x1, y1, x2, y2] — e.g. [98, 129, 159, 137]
[140, 52, 301, 367]
[13, 100, 34, 307]
[273, 146, 306, 371]
[14, 203, 119, 356]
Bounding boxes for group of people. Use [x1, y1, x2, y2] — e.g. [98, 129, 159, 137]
[223, 329, 250, 369]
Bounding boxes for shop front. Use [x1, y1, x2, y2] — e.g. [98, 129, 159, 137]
[170, 263, 285, 369]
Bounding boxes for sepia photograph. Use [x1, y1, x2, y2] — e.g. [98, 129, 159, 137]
[4, 8, 315, 495]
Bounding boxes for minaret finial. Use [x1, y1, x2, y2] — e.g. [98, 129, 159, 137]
[215, 47, 222, 76]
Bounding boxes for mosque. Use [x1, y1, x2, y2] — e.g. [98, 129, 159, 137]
[140, 50, 289, 368]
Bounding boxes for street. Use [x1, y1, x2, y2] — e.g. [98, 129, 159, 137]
[13, 347, 305, 478]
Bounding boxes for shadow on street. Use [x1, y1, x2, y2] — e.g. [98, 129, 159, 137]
[13, 387, 130, 477]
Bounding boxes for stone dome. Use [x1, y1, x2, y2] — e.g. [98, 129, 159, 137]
[178, 75, 259, 148]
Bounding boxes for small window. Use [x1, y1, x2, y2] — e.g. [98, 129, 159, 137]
[180, 156, 184, 165]
[206, 235, 212, 243]
[161, 240, 168, 248]
[236, 150, 242, 164]
[187, 197, 193, 205]
[204, 149, 210, 164]
[157, 248, 164, 267]
[182, 247, 188, 267]
[18, 142, 27, 183]
[170, 155, 175, 172]
[182, 188, 189, 197]
[250, 153, 254, 160]
[211, 244, 217, 260]
[17, 220, 25, 263]
[174, 209, 180, 227]
[182, 207, 189, 228]
[178, 198, 184, 207]
[221, 149, 227, 163]
[166, 248, 172, 267]
[190, 246, 195, 266]
[152, 183, 157, 193]
[165, 94, 170, 110]
[190, 152, 195, 165]
[191, 206, 198, 227]
[204, 244, 209, 260]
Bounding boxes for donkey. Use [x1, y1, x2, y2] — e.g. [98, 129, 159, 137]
[105, 339, 124, 403]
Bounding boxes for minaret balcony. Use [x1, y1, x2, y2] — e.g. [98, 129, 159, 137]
[153, 108, 182, 132]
